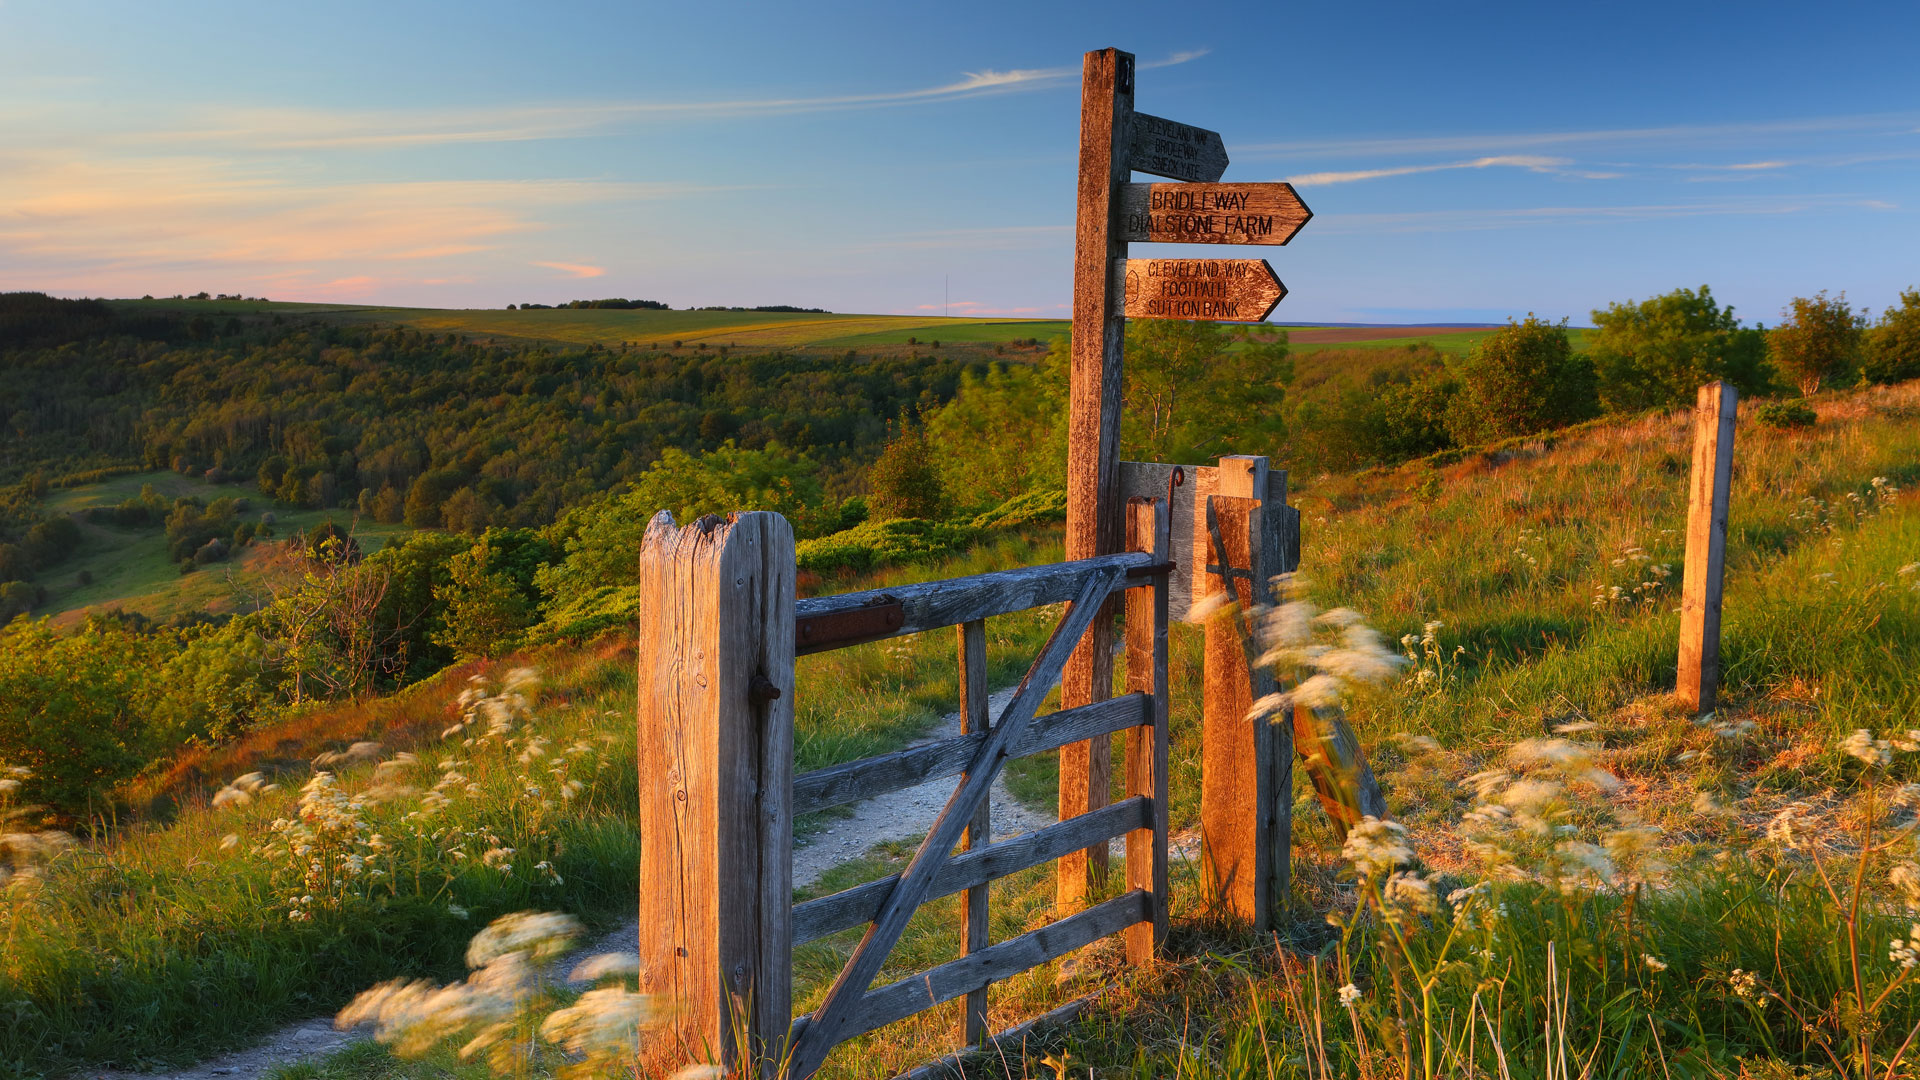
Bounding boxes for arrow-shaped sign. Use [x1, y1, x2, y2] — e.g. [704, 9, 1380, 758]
[1130, 112, 1228, 183]
[1120, 259, 1286, 323]
[1120, 183, 1312, 246]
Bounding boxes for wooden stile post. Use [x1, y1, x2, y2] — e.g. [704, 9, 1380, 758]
[1060, 46, 1134, 911]
[1125, 496, 1170, 962]
[636, 511, 795, 1075]
[1199, 456, 1292, 930]
[1678, 381, 1738, 714]
[956, 618, 991, 1044]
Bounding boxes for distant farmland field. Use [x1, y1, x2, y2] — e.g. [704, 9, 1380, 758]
[108, 299, 1561, 353]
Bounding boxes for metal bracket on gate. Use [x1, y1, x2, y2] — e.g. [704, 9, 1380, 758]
[794, 597, 906, 653]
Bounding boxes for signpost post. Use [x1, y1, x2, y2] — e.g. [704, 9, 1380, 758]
[1060, 47, 1313, 918]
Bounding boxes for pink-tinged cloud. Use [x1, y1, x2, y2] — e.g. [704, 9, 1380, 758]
[909, 299, 1055, 317]
[532, 261, 605, 279]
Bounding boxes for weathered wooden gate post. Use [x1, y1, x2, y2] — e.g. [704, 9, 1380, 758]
[1678, 381, 1737, 714]
[1197, 455, 1295, 930]
[1059, 46, 1134, 910]
[636, 510, 795, 1074]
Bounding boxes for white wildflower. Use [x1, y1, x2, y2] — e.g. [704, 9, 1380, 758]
[569, 952, 642, 983]
[1338, 983, 1361, 1007]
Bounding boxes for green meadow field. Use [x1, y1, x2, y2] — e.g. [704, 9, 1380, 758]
[40, 471, 402, 626]
[107, 297, 1537, 353]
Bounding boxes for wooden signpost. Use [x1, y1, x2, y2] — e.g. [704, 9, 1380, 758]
[1120, 183, 1312, 246]
[1121, 258, 1287, 322]
[1060, 47, 1312, 912]
[1130, 112, 1229, 182]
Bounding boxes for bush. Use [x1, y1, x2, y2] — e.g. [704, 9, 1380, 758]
[1589, 285, 1772, 411]
[968, 488, 1067, 531]
[795, 518, 981, 574]
[1756, 399, 1818, 429]
[866, 424, 948, 521]
[1863, 287, 1920, 385]
[1445, 316, 1597, 444]
[1771, 291, 1865, 395]
[0, 619, 173, 814]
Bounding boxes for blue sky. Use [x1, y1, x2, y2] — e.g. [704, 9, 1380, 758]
[3, 0, 1916, 324]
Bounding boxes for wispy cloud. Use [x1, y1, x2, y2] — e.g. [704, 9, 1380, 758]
[0, 149, 722, 297]
[1312, 194, 1898, 234]
[532, 261, 605, 279]
[1241, 113, 1920, 161]
[103, 66, 1091, 152]
[1287, 155, 1577, 186]
[1141, 48, 1211, 69]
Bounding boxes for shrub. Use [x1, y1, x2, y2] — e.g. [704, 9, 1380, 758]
[1589, 285, 1772, 411]
[795, 518, 981, 574]
[1444, 316, 1597, 444]
[1756, 398, 1818, 429]
[1862, 287, 1920, 385]
[0, 619, 173, 814]
[866, 424, 948, 521]
[1771, 291, 1865, 395]
[968, 488, 1068, 531]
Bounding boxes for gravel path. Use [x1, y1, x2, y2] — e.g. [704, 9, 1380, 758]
[87, 689, 1061, 1080]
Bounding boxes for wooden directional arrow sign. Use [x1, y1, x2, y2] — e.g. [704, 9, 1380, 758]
[1120, 183, 1312, 246]
[1130, 112, 1228, 183]
[1120, 259, 1286, 322]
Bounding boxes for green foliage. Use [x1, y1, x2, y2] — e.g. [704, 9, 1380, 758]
[924, 358, 1065, 512]
[363, 530, 470, 682]
[1772, 291, 1866, 395]
[0, 619, 172, 814]
[430, 530, 553, 661]
[1285, 346, 1460, 471]
[865, 423, 948, 521]
[1863, 287, 1920, 385]
[534, 441, 827, 604]
[1444, 315, 1597, 443]
[1123, 320, 1292, 464]
[967, 488, 1067, 531]
[0, 314, 973, 520]
[1756, 398, 1819, 429]
[1588, 284, 1773, 411]
[795, 517, 982, 574]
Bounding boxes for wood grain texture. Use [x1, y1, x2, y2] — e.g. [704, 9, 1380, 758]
[1118, 460, 1285, 623]
[1120, 258, 1286, 323]
[793, 551, 1152, 656]
[636, 511, 794, 1074]
[787, 567, 1123, 1078]
[792, 797, 1150, 946]
[1129, 112, 1228, 182]
[1060, 46, 1134, 912]
[1119, 183, 1311, 246]
[956, 619, 990, 1046]
[1198, 493, 1284, 929]
[791, 693, 1149, 816]
[1678, 381, 1737, 714]
[803, 891, 1151, 1049]
[1124, 497, 1170, 962]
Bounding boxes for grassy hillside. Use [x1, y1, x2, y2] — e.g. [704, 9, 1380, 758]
[7, 378, 1914, 1078]
[105, 297, 1532, 353]
[38, 471, 401, 625]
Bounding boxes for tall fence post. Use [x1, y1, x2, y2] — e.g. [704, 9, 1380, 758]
[1060, 45, 1136, 912]
[1199, 455, 1292, 930]
[1124, 495, 1170, 963]
[1678, 381, 1737, 714]
[636, 511, 795, 1074]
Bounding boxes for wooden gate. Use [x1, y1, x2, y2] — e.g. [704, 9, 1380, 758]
[637, 496, 1173, 1077]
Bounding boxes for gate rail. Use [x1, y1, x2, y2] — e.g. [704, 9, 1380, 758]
[637, 498, 1172, 1078]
